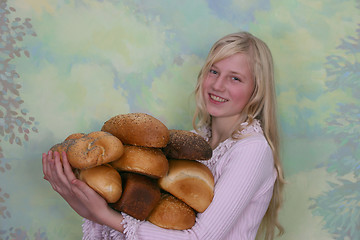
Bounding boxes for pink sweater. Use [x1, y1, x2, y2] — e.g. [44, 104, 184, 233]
[82, 120, 277, 240]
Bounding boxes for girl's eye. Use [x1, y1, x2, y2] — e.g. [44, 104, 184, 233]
[232, 76, 241, 81]
[209, 69, 218, 75]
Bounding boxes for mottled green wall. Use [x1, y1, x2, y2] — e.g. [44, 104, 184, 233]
[1, 0, 359, 239]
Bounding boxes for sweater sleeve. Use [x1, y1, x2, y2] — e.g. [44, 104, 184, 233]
[128, 136, 276, 240]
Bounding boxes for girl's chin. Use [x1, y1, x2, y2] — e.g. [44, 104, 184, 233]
[207, 108, 243, 120]
[206, 109, 224, 118]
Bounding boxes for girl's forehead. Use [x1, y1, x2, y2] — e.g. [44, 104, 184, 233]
[212, 53, 251, 68]
[212, 48, 250, 62]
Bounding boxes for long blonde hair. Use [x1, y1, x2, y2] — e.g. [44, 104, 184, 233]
[192, 32, 285, 239]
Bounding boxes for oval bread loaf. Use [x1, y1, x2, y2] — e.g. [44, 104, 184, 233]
[101, 113, 170, 148]
[158, 159, 214, 213]
[163, 129, 212, 160]
[79, 164, 122, 203]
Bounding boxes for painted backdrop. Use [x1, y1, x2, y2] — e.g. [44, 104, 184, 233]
[1, 0, 359, 239]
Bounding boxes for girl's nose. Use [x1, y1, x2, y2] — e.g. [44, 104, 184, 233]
[212, 75, 226, 91]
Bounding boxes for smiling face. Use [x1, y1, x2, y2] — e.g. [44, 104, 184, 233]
[202, 53, 255, 122]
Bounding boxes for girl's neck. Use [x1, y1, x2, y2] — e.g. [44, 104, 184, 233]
[209, 115, 241, 149]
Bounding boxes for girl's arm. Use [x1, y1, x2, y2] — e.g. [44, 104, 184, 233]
[42, 150, 124, 232]
[44, 136, 274, 239]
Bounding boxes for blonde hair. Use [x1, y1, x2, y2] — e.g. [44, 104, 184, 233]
[192, 32, 285, 239]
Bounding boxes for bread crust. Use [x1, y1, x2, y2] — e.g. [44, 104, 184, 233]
[110, 145, 169, 178]
[101, 113, 170, 148]
[163, 129, 212, 160]
[79, 164, 122, 203]
[66, 131, 124, 169]
[111, 173, 161, 220]
[64, 132, 86, 141]
[147, 193, 196, 230]
[158, 159, 214, 213]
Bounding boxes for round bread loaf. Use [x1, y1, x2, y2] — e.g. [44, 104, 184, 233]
[158, 159, 214, 213]
[147, 193, 196, 230]
[110, 145, 169, 178]
[66, 131, 124, 169]
[101, 113, 170, 148]
[163, 129, 213, 160]
[79, 164, 122, 203]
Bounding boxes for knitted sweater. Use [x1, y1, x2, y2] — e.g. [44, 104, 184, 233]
[82, 120, 277, 240]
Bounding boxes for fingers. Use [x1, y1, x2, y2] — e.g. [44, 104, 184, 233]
[44, 153, 63, 193]
[42, 151, 103, 201]
[52, 151, 75, 193]
[62, 151, 77, 182]
[60, 152, 97, 200]
[42, 150, 69, 194]
[42, 152, 48, 180]
[42, 150, 54, 181]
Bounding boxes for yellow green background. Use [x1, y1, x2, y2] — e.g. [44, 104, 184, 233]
[1, 0, 359, 239]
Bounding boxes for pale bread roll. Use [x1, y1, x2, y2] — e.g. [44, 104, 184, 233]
[101, 113, 170, 148]
[66, 131, 124, 169]
[158, 159, 214, 213]
[79, 164, 122, 203]
[110, 145, 169, 178]
[163, 129, 212, 160]
[147, 193, 195, 230]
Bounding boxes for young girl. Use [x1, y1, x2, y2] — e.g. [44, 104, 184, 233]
[42, 31, 285, 240]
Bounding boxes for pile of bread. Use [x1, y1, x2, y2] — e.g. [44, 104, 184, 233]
[50, 113, 214, 230]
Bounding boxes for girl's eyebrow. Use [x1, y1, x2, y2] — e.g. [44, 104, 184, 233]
[210, 64, 219, 70]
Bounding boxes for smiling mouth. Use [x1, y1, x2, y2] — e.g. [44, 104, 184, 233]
[209, 94, 228, 103]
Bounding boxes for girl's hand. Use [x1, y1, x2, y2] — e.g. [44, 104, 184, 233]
[42, 150, 109, 223]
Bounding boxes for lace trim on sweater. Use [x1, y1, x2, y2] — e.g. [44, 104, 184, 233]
[199, 119, 263, 169]
[82, 219, 102, 240]
[82, 218, 125, 240]
[121, 212, 142, 240]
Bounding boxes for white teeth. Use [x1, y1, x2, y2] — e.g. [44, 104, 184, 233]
[210, 94, 227, 102]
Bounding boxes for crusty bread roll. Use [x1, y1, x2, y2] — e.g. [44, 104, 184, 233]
[66, 131, 124, 169]
[111, 173, 161, 220]
[79, 164, 122, 203]
[163, 129, 212, 160]
[158, 159, 214, 213]
[147, 193, 196, 230]
[110, 145, 169, 178]
[101, 113, 170, 148]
